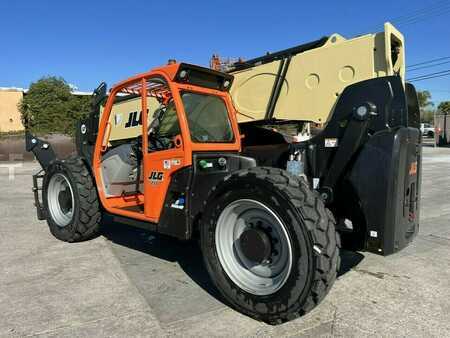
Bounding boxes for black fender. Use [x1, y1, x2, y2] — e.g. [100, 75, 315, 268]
[348, 127, 421, 255]
[157, 153, 256, 240]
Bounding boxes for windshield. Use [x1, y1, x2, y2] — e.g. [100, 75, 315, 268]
[181, 92, 234, 143]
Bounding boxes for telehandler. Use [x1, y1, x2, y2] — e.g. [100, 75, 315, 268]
[26, 23, 421, 324]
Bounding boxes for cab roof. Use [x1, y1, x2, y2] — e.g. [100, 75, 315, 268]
[113, 63, 234, 92]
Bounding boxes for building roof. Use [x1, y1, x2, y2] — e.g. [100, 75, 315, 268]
[0, 87, 28, 93]
[0, 87, 92, 95]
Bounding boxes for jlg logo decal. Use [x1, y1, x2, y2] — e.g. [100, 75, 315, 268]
[149, 171, 164, 184]
[124, 109, 149, 128]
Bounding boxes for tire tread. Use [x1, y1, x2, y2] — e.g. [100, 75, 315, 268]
[45, 155, 101, 242]
[202, 166, 340, 324]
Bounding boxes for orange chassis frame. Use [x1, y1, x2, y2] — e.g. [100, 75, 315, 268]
[92, 63, 242, 224]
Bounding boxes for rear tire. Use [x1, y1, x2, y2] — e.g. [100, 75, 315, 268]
[200, 167, 340, 324]
[43, 156, 101, 242]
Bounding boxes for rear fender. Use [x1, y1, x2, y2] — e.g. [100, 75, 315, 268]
[348, 127, 421, 255]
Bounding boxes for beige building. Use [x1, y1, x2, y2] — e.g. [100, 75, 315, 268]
[0, 88, 25, 133]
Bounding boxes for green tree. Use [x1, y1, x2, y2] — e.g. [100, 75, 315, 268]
[421, 110, 434, 124]
[417, 90, 435, 123]
[437, 101, 450, 114]
[19, 76, 91, 135]
[417, 90, 434, 111]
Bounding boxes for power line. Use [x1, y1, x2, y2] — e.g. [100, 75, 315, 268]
[408, 60, 450, 72]
[388, 0, 450, 24]
[409, 69, 450, 80]
[393, 3, 450, 27]
[408, 73, 450, 82]
[408, 56, 450, 69]
[393, 0, 450, 25]
[397, 10, 450, 28]
[355, 0, 450, 35]
[408, 70, 450, 82]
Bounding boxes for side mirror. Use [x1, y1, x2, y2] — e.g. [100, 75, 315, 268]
[92, 82, 107, 107]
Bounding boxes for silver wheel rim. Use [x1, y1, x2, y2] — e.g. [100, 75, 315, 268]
[215, 199, 293, 296]
[47, 173, 74, 227]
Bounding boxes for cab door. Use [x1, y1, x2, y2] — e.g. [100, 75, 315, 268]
[141, 78, 188, 221]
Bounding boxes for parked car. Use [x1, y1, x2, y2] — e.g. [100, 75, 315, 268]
[421, 123, 435, 137]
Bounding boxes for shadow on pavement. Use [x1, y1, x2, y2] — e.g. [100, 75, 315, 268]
[100, 217, 224, 302]
[338, 250, 365, 277]
[101, 217, 365, 302]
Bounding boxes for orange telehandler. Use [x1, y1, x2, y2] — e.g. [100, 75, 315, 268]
[26, 23, 421, 324]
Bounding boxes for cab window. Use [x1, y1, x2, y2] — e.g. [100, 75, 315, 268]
[181, 92, 234, 143]
[147, 100, 181, 151]
[156, 102, 181, 137]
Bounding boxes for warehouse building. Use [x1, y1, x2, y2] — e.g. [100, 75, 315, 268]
[0, 88, 25, 133]
[0, 87, 92, 133]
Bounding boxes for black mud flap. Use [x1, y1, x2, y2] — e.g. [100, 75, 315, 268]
[349, 127, 421, 255]
[25, 132, 57, 170]
[25, 132, 58, 220]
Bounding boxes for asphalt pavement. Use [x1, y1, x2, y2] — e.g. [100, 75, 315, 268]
[0, 143, 449, 337]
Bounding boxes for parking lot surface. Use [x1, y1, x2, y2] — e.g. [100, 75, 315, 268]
[0, 145, 449, 337]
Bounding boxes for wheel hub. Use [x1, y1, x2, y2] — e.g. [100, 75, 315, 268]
[47, 173, 74, 227]
[215, 199, 293, 295]
[58, 188, 72, 214]
[239, 228, 272, 264]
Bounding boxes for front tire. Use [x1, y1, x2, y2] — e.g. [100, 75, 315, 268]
[43, 156, 101, 242]
[201, 167, 340, 324]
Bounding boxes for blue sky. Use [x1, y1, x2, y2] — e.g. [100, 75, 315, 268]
[1, 0, 449, 105]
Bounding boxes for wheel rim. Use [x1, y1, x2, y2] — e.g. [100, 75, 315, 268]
[47, 173, 74, 227]
[215, 199, 293, 296]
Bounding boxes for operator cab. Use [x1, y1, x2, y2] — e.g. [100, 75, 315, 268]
[94, 63, 240, 223]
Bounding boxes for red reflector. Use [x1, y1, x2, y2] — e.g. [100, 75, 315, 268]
[409, 162, 417, 176]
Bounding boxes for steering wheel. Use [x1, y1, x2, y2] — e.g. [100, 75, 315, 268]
[150, 131, 178, 151]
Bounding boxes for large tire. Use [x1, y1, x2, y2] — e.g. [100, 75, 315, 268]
[200, 167, 340, 324]
[43, 156, 101, 242]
